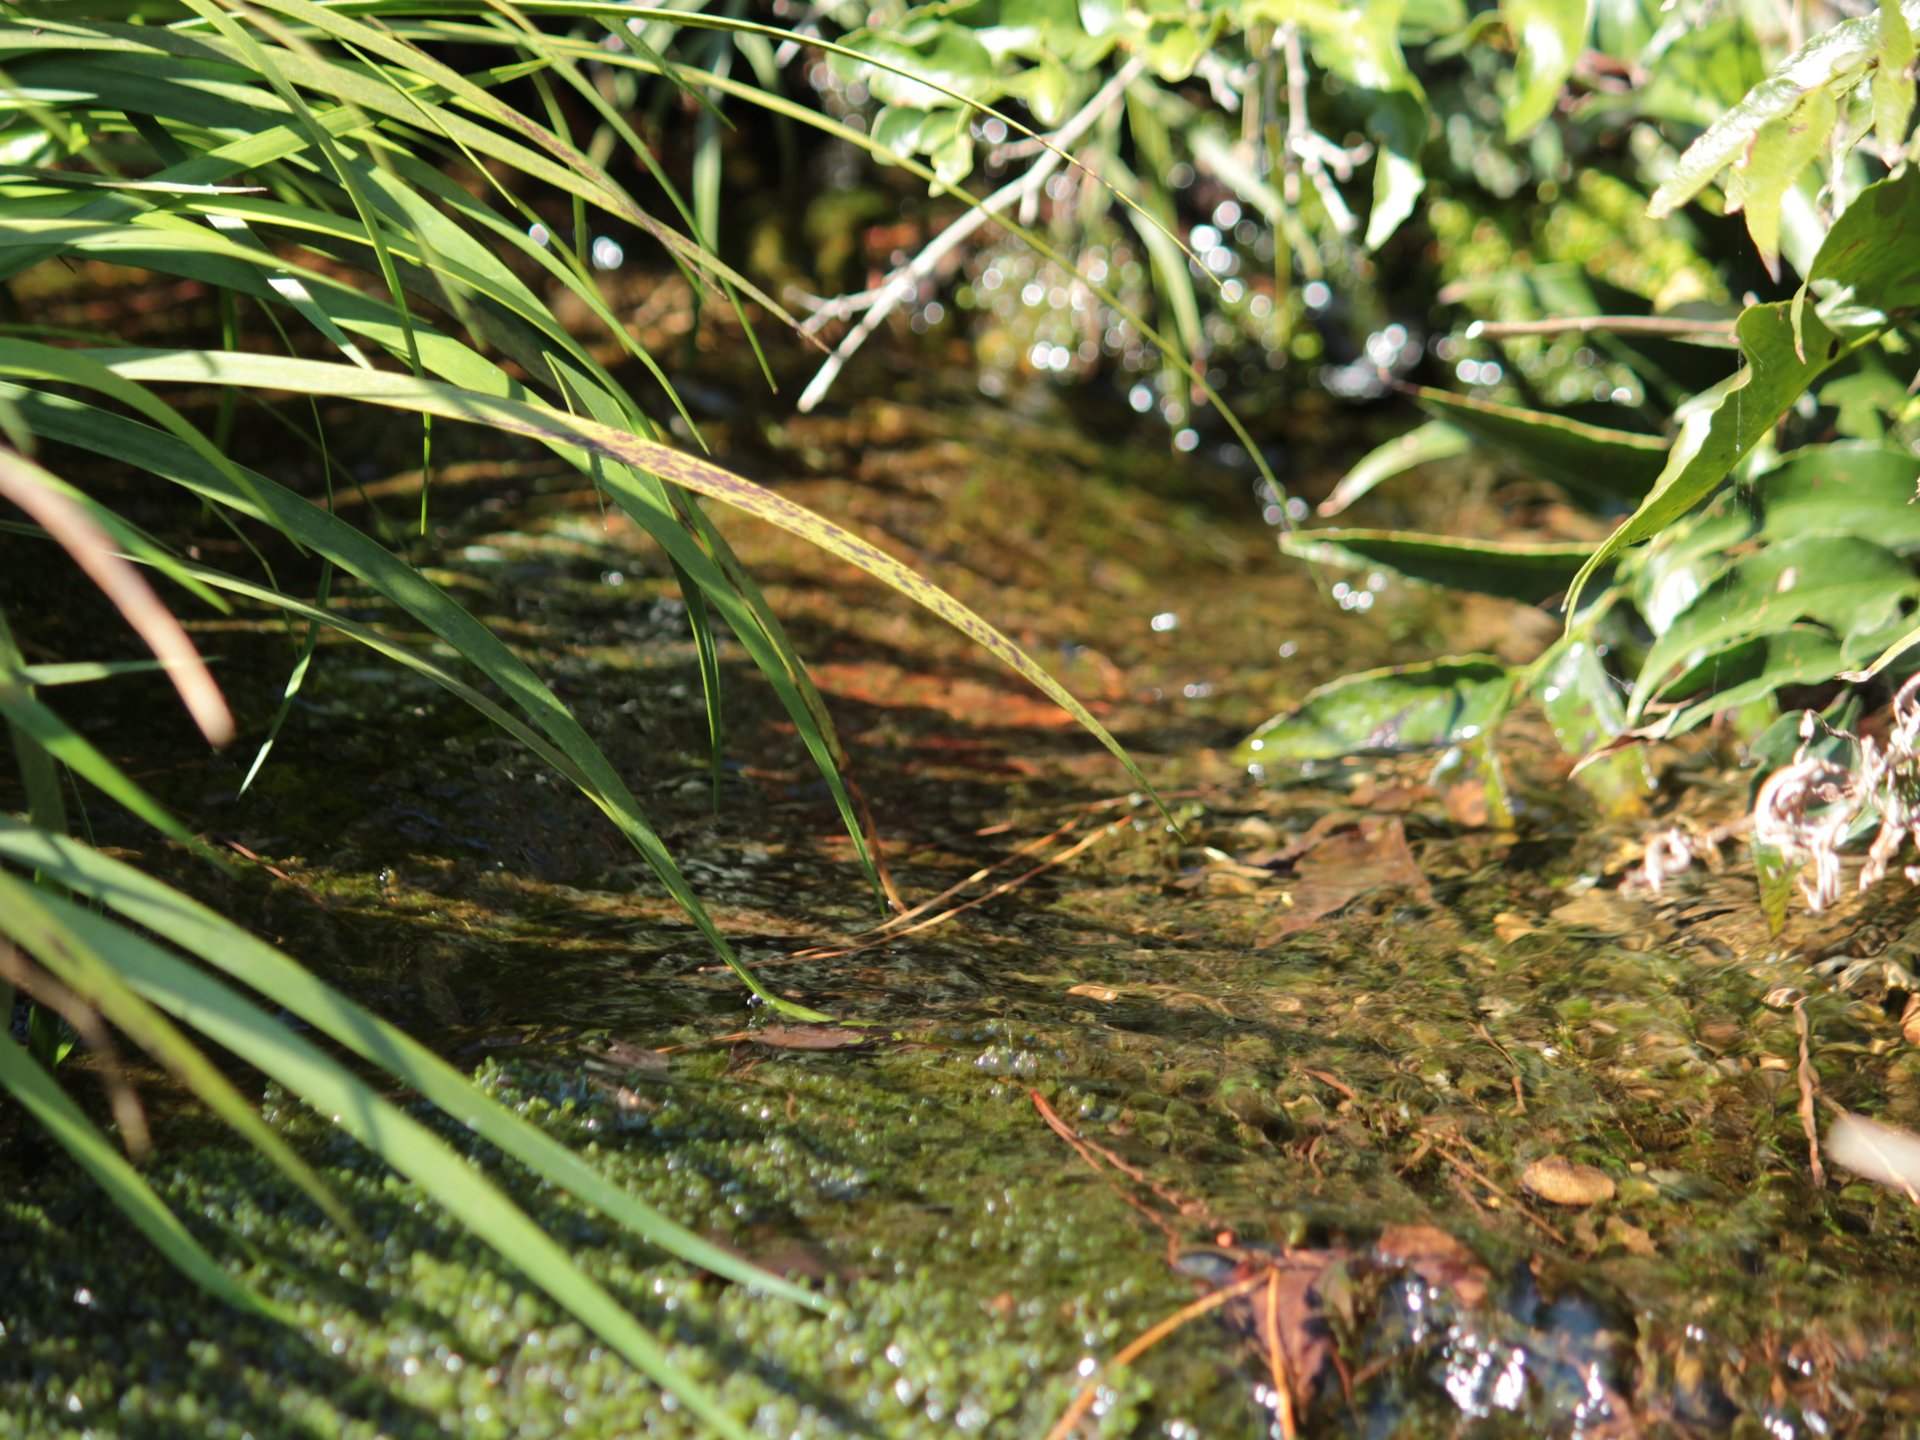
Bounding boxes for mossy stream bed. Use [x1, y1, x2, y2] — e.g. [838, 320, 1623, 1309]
[6, 375, 1920, 1438]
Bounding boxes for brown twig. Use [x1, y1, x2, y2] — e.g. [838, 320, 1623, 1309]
[1260, 1269, 1300, 1439]
[1043, 1274, 1271, 1440]
[771, 820, 1121, 964]
[1434, 1141, 1567, 1245]
[1030, 1089, 1208, 1232]
[0, 451, 233, 746]
[1463, 315, 1737, 342]
[1795, 998, 1826, 1188]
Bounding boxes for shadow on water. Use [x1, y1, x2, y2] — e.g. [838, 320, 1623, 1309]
[6, 368, 1920, 1436]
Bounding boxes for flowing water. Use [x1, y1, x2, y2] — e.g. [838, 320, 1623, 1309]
[5, 365, 1920, 1438]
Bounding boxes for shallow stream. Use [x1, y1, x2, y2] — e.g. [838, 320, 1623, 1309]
[5, 368, 1920, 1438]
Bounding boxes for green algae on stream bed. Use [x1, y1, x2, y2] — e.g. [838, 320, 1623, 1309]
[7, 383, 1920, 1437]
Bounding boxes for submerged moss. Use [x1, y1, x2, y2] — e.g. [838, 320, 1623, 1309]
[5, 382, 1920, 1436]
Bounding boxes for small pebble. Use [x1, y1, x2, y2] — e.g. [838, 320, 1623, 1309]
[1521, 1155, 1616, 1207]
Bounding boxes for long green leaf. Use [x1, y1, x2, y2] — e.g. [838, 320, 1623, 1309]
[95, 347, 1161, 809]
[0, 383, 862, 999]
[1410, 385, 1667, 500]
[0, 1030, 271, 1319]
[0, 819, 823, 1314]
[1280, 527, 1596, 604]
[1318, 420, 1471, 517]
[0, 868, 357, 1237]
[1563, 171, 1920, 611]
[0, 671, 199, 850]
[20, 883, 755, 1440]
[1630, 535, 1920, 718]
[1564, 304, 1853, 610]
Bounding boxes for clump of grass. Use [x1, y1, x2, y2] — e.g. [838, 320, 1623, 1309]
[0, 3, 1153, 1426]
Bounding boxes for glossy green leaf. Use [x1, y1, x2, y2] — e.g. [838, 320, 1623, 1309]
[1630, 535, 1920, 718]
[1566, 302, 1854, 610]
[1311, 0, 1421, 97]
[1628, 489, 1753, 633]
[1502, 0, 1591, 139]
[1365, 90, 1428, 250]
[1875, 0, 1918, 152]
[1535, 635, 1652, 814]
[1319, 419, 1470, 516]
[1280, 527, 1596, 604]
[1813, 163, 1920, 314]
[1751, 442, 1920, 548]
[1723, 84, 1835, 278]
[1648, 1, 1917, 219]
[1238, 656, 1513, 768]
[1411, 386, 1668, 500]
[1569, 171, 1920, 610]
[839, 22, 1000, 109]
[1658, 627, 1847, 735]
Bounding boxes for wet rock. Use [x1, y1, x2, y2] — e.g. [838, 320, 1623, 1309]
[1521, 1155, 1617, 1206]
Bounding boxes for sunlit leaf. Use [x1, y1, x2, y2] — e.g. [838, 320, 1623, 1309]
[1366, 90, 1428, 249]
[1658, 627, 1847, 734]
[1238, 656, 1513, 768]
[1318, 419, 1470, 516]
[1501, 0, 1592, 139]
[1875, 0, 1918, 153]
[1311, 0, 1421, 96]
[838, 21, 1001, 109]
[1814, 163, 1920, 314]
[1648, 3, 1912, 219]
[1630, 535, 1920, 719]
[91, 348, 1159, 820]
[1751, 442, 1920, 548]
[1723, 84, 1835, 279]
[1566, 303, 1853, 610]
[1280, 527, 1596, 604]
[1534, 634, 1651, 813]
[1411, 386, 1667, 500]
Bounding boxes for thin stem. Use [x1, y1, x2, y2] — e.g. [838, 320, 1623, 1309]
[1464, 314, 1738, 341]
[1282, 25, 1354, 235]
[795, 56, 1148, 413]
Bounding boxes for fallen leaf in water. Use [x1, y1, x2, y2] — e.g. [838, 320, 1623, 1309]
[1067, 983, 1118, 1002]
[1178, 864, 1267, 896]
[1492, 911, 1538, 944]
[584, 1078, 659, 1115]
[579, 1038, 670, 1076]
[1903, 995, 1920, 1048]
[1522, 1156, 1617, 1207]
[1257, 817, 1433, 945]
[1440, 777, 1492, 827]
[1605, 1216, 1658, 1256]
[1233, 816, 1282, 846]
[1546, 887, 1664, 949]
[752, 1024, 879, 1051]
[1374, 1223, 1490, 1307]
